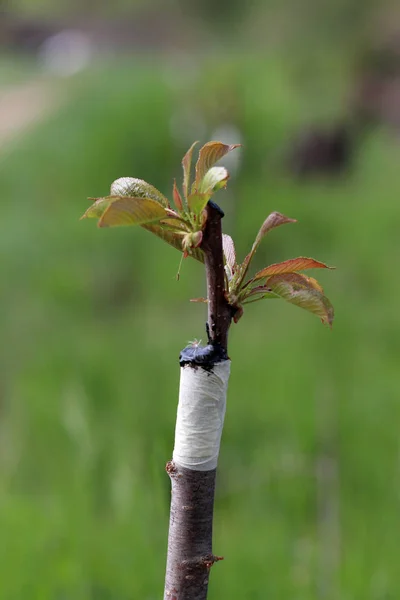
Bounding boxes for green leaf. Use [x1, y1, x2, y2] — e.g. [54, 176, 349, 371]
[265, 273, 334, 327]
[182, 141, 198, 199]
[197, 166, 229, 195]
[110, 177, 169, 207]
[242, 288, 280, 303]
[95, 196, 167, 228]
[194, 141, 240, 189]
[81, 197, 115, 220]
[187, 192, 209, 215]
[159, 217, 189, 231]
[141, 222, 205, 263]
[252, 257, 334, 281]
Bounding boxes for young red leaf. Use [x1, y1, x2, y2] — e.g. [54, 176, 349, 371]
[194, 141, 240, 189]
[84, 194, 203, 259]
[253, 257, 334, 281]
[98, 197, 167, 228]
[182, 141, 198, 199]
[306, 276, 325, 293]
[265, 273, 334, 327]
[110, 177, 169, 207]
[241, 274, 325, 301]
[252, 212, 297, 251]
[172, 179, 184, 211]
[234, 212, 297, 291]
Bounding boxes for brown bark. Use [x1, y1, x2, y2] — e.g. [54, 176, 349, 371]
[163, 202, 231, 600]
[164, 464, 223, 600]
[201, 201, 232, 350]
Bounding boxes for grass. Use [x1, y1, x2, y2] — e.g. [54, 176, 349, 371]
[1, 54, 400, 598]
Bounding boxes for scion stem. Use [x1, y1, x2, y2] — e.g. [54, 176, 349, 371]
[163, 201, 232, 600]
[201, 201, 232, 350]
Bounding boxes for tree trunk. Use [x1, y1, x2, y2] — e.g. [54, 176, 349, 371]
[163, 202, 232, 600]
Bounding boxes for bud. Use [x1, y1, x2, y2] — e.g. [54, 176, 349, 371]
[182, 231, 203, 253]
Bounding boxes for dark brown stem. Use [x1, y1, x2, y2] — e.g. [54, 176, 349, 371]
[163, 202, 232, 600]
[164, 464, 222, 600]
[201, 201, 232, 351]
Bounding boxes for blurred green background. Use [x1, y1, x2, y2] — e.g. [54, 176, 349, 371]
[1, 1, 400, 598]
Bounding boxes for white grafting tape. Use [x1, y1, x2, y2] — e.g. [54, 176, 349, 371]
[173, 361, 231, 471]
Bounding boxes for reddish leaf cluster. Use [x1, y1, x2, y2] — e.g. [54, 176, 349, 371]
[82, 141, 334, 327]
[81, 141, 238, 263]
[222, 224, 334, 327]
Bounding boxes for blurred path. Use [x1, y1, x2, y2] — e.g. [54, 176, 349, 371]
[0, 79, 58, 151]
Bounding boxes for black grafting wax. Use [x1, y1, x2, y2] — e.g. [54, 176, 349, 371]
[179, 343, 228, 371]
[208, 200, 224, 217]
